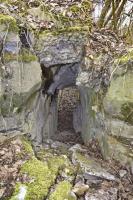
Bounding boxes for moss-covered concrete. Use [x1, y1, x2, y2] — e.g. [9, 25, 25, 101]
[0, 14, 18, 32]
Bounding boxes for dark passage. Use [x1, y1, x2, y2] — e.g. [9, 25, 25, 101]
[52, 87, 83, 144]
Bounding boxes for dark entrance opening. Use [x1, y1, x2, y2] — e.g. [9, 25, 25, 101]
[52, 86, 83, 144]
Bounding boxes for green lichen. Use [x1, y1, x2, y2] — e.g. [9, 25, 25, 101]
[121, 102, 133, 125]
[0, 93, 23, 116]
[49, 181, 74, 200]
[0, 14, 18, 32]
[3, 52, 17, 63]
[3, 49, 37, 63]
[117, 49, 133, 64]
[20, 49, 37, 62]
[70, 5, 81, 13]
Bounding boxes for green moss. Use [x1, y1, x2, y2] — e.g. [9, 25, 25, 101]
[82, 0, 92, 9]
[0, 14, 18, 32]
[3, 52, 17, 62]
[70, 0, 91, 13]
[20, 49, 37, 62]
[0, 0, 10, 3]
[0, 93, 23, 116]
[3, 49, 37, 63]
[21, 137, 34, 155]
[37, 149, 70, 171]
[10, 139, 77, 200]
[75, 152, 92, 166]
[117, 50, 133, 64]
[70, 5, 81, 13]
[39, 26, 90, 41]
[11, 157, 58, 200]
[10, 141, 77, 200]
[38, 149, 76, 178]
[49, 181, 74, 200]
[121, 102, 133, 125]
[10, 184, 27, 200]
[10, 148, 74, 199]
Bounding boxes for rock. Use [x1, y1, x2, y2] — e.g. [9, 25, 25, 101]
[73, 103, 82, 133]
[13, 185, 27, 200]
[69, 144, 87, 153]
[51, 141, 69, 149]
[72, 151, 115, 181]
[69, 191, 77, 200]
[86, 179, 102, 185]
[107, 136, 133, 165]
[0, 22, 41, 131]
[0, 188, 5, 199]
[47, 63, 80, 95]
[119, 170, 127, 178]
[85, 188, 118, 200]
[106, 119, 133, 139]
[84, 174, 103, 185]
[104, 51, 133, 140]
[130, 162, 133, 175]
[36, 33, 85, 68]
[73, 182, 89, 196]
[75, 174, 85, 184]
